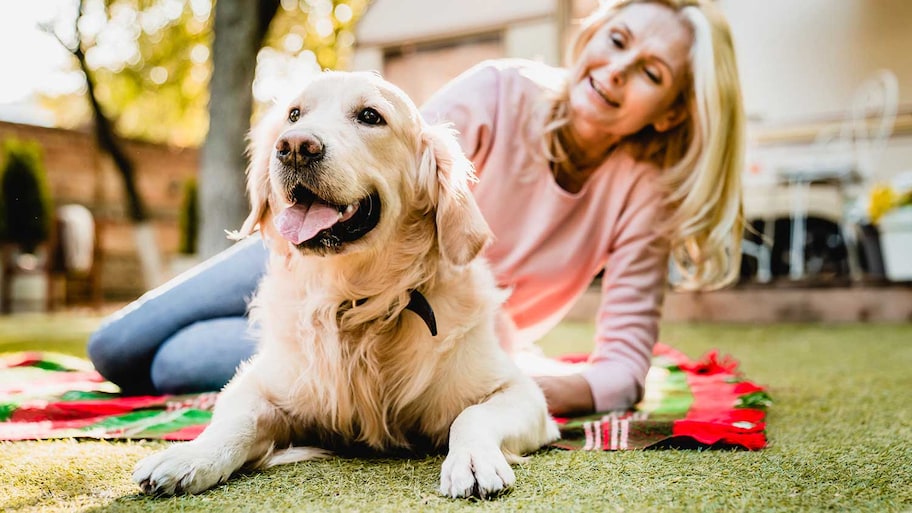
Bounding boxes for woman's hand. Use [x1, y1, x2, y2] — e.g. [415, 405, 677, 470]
[532, 374, 595, 417]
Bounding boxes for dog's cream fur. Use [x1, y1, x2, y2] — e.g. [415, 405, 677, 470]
[132, 71, 559, 498]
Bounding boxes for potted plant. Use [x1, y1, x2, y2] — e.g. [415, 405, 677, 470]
[1, 139, 53, 253]
[868, 182, 912, 281]
[0, 139, 55, 312]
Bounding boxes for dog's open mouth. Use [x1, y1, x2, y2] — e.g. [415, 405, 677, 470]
[274, 185, 381, 252]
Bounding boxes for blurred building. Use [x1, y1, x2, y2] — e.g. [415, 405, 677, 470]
[352, 0, 596, 105]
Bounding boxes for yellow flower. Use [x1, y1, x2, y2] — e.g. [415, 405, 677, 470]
[869, 183, 912, 224]
[869, 184, 897, 224]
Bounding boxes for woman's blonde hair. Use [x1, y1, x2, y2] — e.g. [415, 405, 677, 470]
[546, 0, 745, 290]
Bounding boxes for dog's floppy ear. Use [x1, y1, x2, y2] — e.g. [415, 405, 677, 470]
[231, 107, 285, 240]
[418, 124, 492, 265]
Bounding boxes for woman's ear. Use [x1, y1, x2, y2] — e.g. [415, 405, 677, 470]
[418, 124, 492, 266]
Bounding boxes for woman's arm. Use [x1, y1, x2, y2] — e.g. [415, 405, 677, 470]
[581, 168, 669, 413]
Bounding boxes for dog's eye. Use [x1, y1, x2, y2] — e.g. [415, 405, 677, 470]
[288, 108, 300, 123]
[357, 108, 385, 126]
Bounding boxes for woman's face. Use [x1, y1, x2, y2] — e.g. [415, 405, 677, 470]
[569, 3, 692, 143]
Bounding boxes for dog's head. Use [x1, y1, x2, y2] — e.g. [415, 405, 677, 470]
[237, 71, 490, 266]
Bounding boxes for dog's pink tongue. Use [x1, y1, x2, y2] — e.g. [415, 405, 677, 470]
[274, 202, 339, 244]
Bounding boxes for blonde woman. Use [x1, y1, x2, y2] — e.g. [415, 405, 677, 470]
[88, 0, 745, 416]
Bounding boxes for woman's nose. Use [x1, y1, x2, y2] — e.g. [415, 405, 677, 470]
[608, 61, 629, 86]
[607, 59, 631, 86]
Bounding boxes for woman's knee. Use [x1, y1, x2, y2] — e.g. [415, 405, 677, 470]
[88, 315, 144, 375]
[86, 324, 115, 373]
[87, 317, 159, 394]
[150, 318, 256, 394]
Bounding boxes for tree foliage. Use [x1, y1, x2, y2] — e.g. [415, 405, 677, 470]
[266, 0, 367, 70]
[43, 0, 212, 147]
[42, 0, 368, 148]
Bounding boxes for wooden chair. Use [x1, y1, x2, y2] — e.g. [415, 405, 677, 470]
[47, 204, 103, 311]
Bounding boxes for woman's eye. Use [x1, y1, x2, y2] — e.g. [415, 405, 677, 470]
[644, 68, 661, 84]
[610, 32, 625, 49]
[357, 107, 385, 126]
[288, 108, 300, 123]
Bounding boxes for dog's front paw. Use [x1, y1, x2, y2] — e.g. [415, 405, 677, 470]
[133, 443, 236, 496]
[439, 445, 515, 499]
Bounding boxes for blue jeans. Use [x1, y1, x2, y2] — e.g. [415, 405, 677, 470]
[87, 236, 269, 395]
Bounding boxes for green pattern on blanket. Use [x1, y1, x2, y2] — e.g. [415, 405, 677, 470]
[0, 347, 770, 450]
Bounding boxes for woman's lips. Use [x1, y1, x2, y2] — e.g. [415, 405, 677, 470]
[588, 76, 621, 108]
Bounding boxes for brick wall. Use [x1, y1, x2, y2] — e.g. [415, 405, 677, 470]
[0, 121, 200, 300]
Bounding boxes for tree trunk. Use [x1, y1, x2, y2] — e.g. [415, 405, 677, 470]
[198, 0, 279, 258]
[67, 3, 164, 288]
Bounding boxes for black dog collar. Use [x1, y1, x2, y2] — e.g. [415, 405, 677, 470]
[405, 289, 437, 337]
[348, 289, 437, 337]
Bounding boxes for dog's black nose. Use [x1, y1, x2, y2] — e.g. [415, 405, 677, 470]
[275, 133, 324, 165]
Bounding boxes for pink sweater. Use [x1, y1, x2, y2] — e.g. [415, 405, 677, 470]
[421, 60, 668, 411]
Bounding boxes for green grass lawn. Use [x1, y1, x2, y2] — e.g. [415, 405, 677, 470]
[1, 313, 910, 512]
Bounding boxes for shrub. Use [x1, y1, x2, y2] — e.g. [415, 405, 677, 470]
[178, 177, 198, 255]
[0, 139, 54, 254]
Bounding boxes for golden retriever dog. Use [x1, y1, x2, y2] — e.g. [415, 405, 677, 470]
[132, 70, 559, 498]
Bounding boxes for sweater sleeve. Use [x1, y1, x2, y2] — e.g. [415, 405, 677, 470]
[419, 61, 502, 174]
[581, 167, 669, 412]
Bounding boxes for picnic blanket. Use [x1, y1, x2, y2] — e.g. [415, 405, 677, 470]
[0, 344, 771, 450]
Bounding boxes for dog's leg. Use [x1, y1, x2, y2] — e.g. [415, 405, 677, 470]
[132, 362, 291, 495]
[439, 376, 559, 498]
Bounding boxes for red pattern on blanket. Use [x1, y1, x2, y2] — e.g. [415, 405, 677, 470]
[0, 345, 771, 450]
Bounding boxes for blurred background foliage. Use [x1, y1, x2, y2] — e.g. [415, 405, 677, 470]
[0, 140, 54, 253]
[41, 0, 368, 147]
